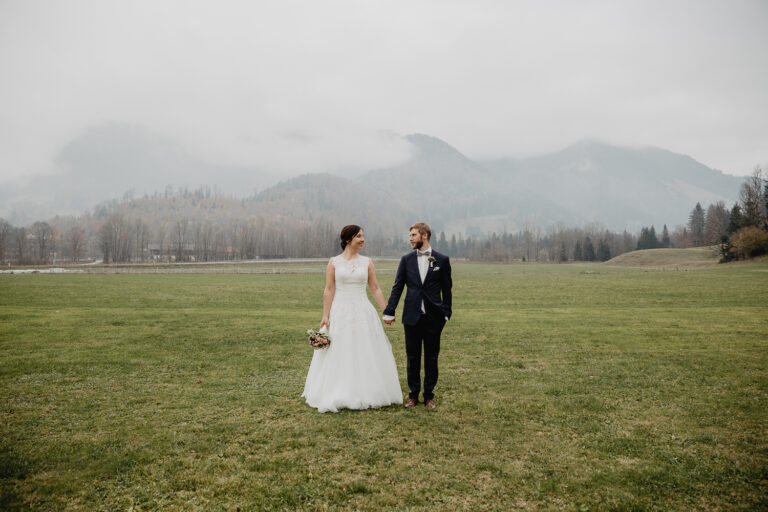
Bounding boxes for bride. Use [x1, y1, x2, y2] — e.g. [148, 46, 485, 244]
[302, 225, 403, 412]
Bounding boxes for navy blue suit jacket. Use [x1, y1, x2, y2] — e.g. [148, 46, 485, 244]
[384, 250, 452, 326]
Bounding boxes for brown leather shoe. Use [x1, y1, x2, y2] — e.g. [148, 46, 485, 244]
[425, 399, 436, 410]
[404, 398, 418, 409]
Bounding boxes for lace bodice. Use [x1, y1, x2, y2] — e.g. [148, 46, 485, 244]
[332, 255, 369, 297]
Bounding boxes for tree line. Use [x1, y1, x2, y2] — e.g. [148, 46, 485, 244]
[428, 225, 636, 263]
[1, 169, 765, 265]
[683, 166, 767, 260]
[629, 166, 767, 260]
[0, 204, 637, 265]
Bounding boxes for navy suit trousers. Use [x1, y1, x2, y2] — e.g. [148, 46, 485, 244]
[403, 312, 444, 400]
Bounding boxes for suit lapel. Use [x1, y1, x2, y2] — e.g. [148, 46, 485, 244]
[408, 252, 421, 284]
[409, 250, 438, 284]
[428, 251, 440, 277]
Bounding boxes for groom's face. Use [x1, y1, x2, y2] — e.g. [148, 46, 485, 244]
[409, 228, 426, 250]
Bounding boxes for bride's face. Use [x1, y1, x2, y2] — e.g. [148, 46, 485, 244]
[349, 230, 365, 251]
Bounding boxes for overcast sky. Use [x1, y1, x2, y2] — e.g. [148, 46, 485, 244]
[1, 0, 766, 186]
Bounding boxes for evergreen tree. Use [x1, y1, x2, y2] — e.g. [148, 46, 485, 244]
[636, 226, 660, 250]
[661, 224, 670, 248]
[764, 178, 768, 230]
[449, 234, 457, 256]
[718, 235, 735, 262]
[597, 239, 611, 261]
[727, 204, 744, 235]
[688, 203, 706, 246]
[559, 241, 567, 262]
[573, 240, 583, 261]
[437, 231, 448, 253]
[583, 237, 596, 261]
[649, 226, 658, 247]
[637, 227, 648, 250]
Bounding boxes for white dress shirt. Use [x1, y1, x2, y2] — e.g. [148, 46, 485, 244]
[416, 249, 430, 312]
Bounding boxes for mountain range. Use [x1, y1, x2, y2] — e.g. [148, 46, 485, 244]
[0, 124, 744, 233]
[251, 134, 742, 234]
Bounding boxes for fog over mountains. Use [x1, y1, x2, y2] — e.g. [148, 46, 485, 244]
[0, 124, 743, 233]
[0, 124, 283, 225]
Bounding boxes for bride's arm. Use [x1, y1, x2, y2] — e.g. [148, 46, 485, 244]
[367, 259, 387, 311]
[320, 259, 335, 329]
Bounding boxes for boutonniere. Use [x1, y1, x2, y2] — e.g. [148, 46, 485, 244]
[428, 256, 436, 268]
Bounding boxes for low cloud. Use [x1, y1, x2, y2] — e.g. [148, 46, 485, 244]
[0, 0, 766, 187]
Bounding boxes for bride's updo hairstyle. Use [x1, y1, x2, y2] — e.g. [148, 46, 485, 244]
[339, 225, 362, 250]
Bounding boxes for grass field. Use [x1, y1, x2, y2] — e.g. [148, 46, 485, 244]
[1, 259, 767, 511]
[606, 247, 720, 269]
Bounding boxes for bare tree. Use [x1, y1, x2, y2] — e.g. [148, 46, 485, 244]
[704, 201, 729, 246]
[14, 227, 28, 263]
[172, 217, 189, 262]
[134, 218, 150, 262]
[671, 225, 692, 248]
[68, 227, 86, 262]
[522, 222, 533, 262]
[98, 221, 113, 263]
[214, 228, 227, 260]
[155, 228, 168, 262]
[740, 166, 766, 229]
[0, 218, 11, 262]
[229, 221, 240, 260]
[31, 221, 54, 263]
[200, 221, 214, 261]
[99, 213, 130, 263]
[191, 220, 215, 261]
[238, 221, 256, 259]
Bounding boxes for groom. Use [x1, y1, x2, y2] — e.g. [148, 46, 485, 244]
[383, 222, 452, 410]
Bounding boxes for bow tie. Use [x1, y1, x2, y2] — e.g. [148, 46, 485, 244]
[417, 250, 431, 257]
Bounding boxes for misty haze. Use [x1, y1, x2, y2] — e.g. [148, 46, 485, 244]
[1, 1, 766, 265]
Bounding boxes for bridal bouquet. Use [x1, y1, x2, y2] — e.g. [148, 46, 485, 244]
[307, 328, 331, 350]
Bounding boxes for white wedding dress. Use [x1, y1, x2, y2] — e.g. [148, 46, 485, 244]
[302, 255, 403, 412]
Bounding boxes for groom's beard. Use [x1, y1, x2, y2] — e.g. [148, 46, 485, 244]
[413, 240, 423, 250]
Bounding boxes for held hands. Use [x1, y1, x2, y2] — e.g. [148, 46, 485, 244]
[383, 316, 395, 326]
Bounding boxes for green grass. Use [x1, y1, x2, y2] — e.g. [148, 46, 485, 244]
[606, 246, 720, 269]
[1, 260, 767, 511]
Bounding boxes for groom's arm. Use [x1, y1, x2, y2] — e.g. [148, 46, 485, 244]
[383, 256, 407, 318]
[441, 256, 452, 320]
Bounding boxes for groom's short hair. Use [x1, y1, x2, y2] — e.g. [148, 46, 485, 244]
[410, 222, 431, 240]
